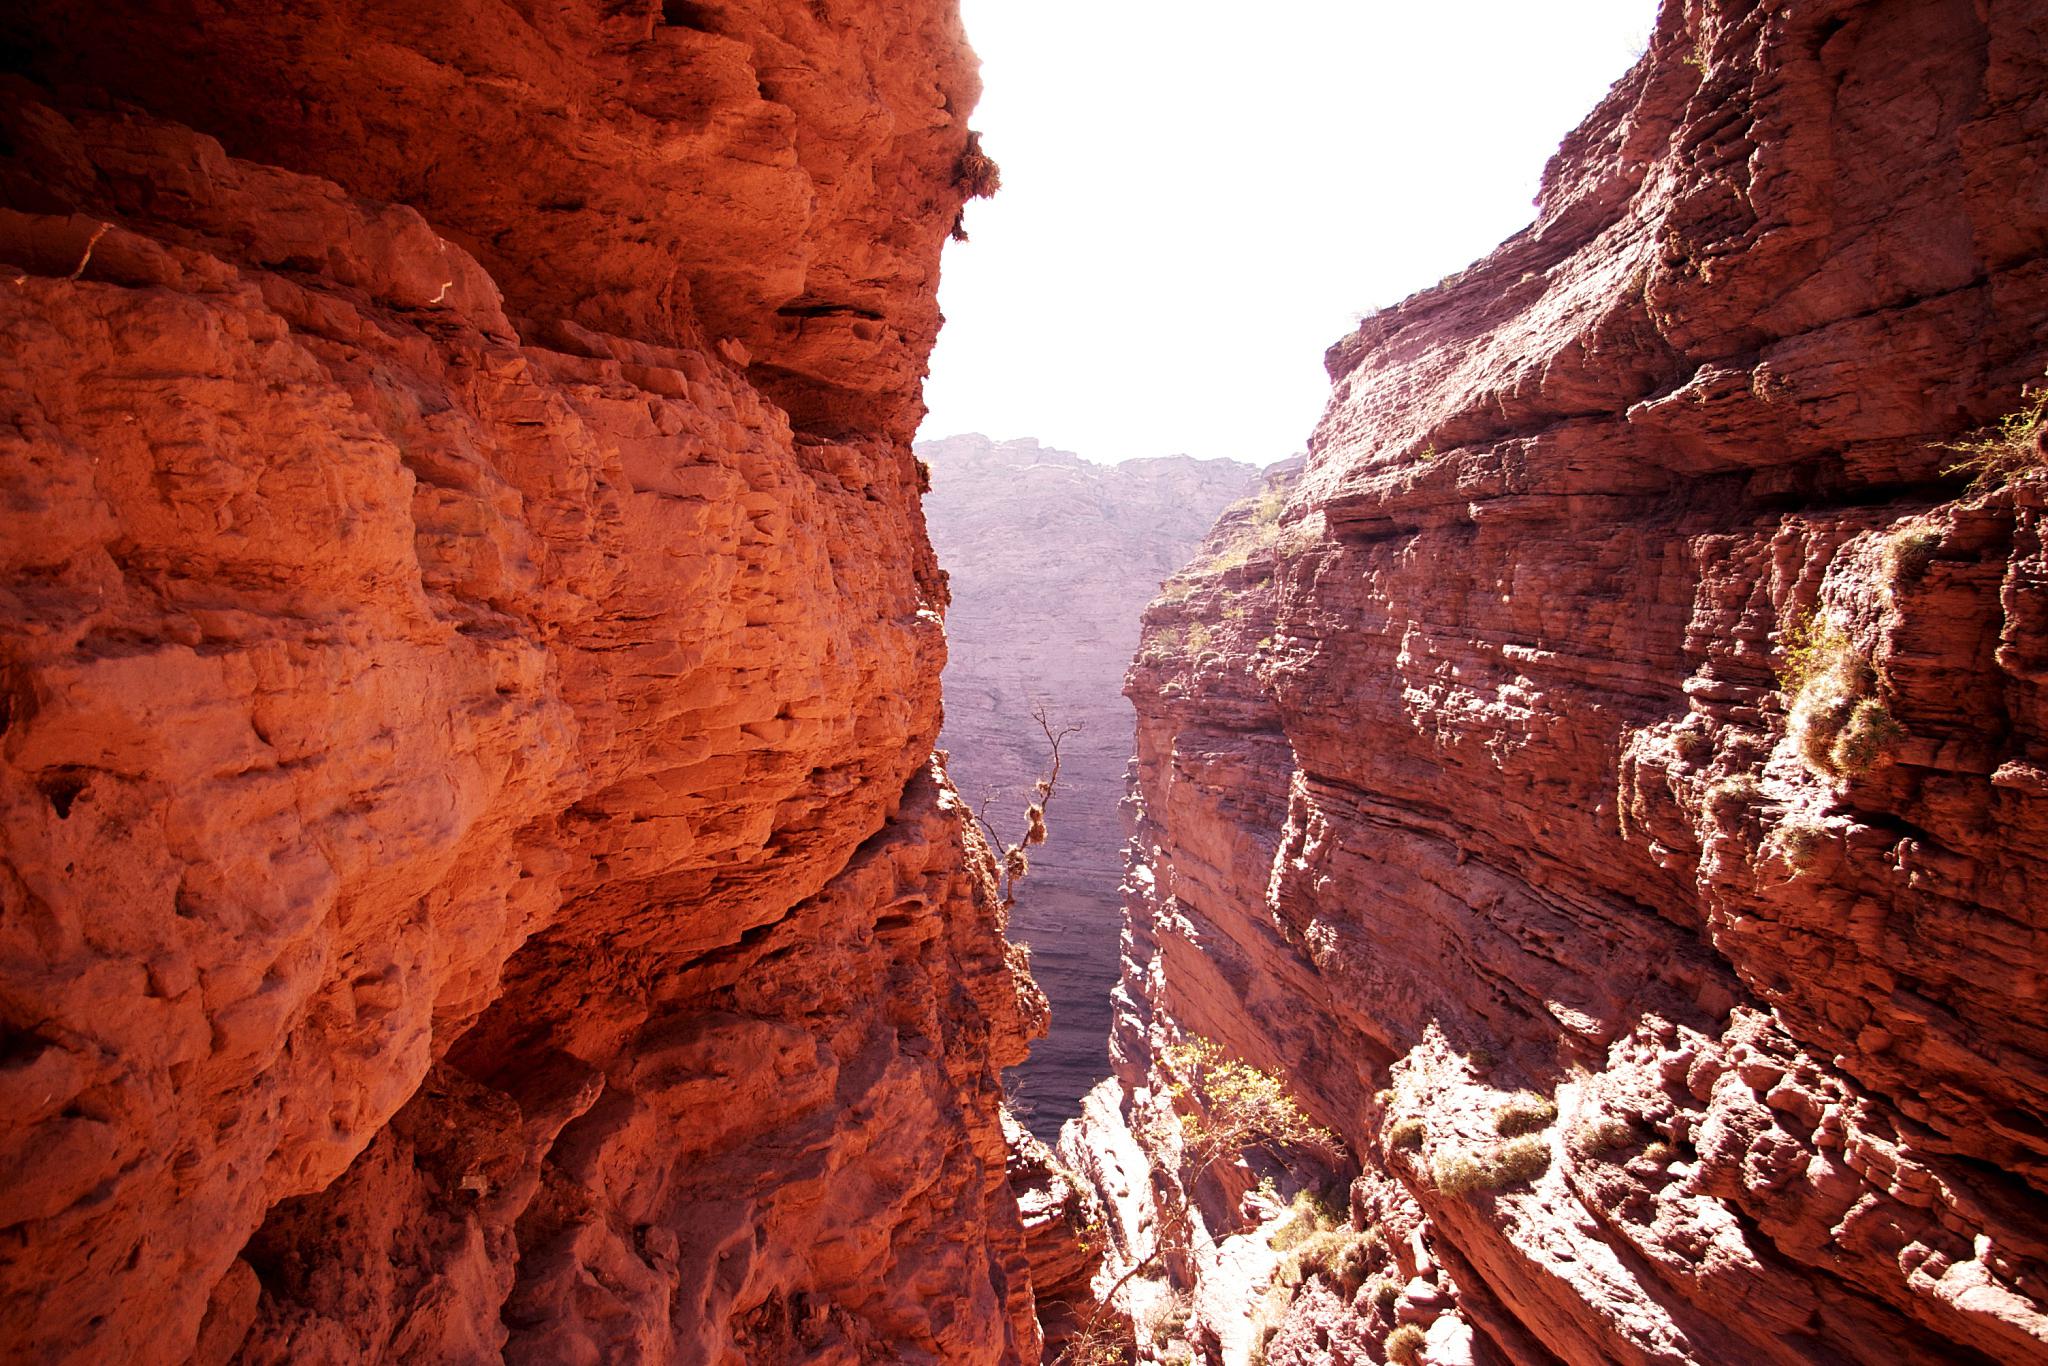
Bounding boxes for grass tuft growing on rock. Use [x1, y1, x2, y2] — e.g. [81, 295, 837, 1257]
[1769, 817, 1826, 872]
[1388, 1117, 1426, 1151]
[1492, 1092, 1558, 1137]
[1673, 727, 1714, 766]
[1386, 1323, 1428, 1365]
[1434, 1135, 1550, 1196]
[1704, 774, 1758, 823]
[955, 131, 1001, 199]
[1282, 1229, 1374, 1294]
[1574, 1115, 1637, 1155]
[1832, 698, 1905, 774]
[1883, 527, 1941, 588]
[1268, 1188, 1339, 1251]
[1778, 612, 1902, 780]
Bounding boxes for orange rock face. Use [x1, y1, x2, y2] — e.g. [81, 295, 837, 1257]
[0, 3, 1042, 1362]
[1090, 2, 2048, 1362]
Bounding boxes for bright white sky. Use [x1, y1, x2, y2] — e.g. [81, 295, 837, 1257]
[918, 0, 1658, 466]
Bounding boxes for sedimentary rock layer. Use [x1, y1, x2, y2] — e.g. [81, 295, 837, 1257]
[920, 433, 1259, 1136]
[0, 3, 1042, 1361]
[1085, 1, 2048, 1362]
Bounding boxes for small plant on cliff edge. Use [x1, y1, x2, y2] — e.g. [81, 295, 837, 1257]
[1493, 1091, 1559, 1138]
[949, 131, 1001, 240]
[1882, 526, 1941, 589]
[1386, 1324, 1428, 1366]
[1142, 1291, 1192, 1342]
[1572, 1114, 1638, 1156]
[968, 705, 1079, 922]
[1058, 1042, 1339, 1365]
[1432, 1134, 1551, 1196]
[1162, 1038, 1339, 1172]
[1777, 612, 1902, 780]
[1940, 378, 2048, 489]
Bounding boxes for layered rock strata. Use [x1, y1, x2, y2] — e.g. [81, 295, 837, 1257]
[920, 433, 1260, 1136]
[0, 3, 1045, 1361]
[1077, 1, 2048, 1362]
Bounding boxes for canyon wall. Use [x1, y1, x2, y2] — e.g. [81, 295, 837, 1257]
[0, 3, 1047, 1362]
[921, 433, 1260, 1136]
[1073, 1, 2048, 1362]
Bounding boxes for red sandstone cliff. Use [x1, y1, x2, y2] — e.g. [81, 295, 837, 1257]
[920, 434, 1260, 1137]
[1076, 2, 2048, 1362]
[0, 3, 1044, 1362]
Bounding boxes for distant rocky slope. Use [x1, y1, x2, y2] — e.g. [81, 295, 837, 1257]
[920, 434, 1260, 1135]
[0, 3, 1047, 1362]
[1064, 1, 2048, 1362]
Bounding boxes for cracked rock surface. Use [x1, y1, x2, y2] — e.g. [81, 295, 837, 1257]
[0, 2, 1045, 1361]
[1079, 1, 2048, 1361]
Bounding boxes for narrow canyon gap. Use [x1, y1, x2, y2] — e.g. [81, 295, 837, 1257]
[920, 434, 1260, 1138]
[3, 0, 2048, 1364]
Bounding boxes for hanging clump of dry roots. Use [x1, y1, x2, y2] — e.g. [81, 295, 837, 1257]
[970, 705, 1078, 920]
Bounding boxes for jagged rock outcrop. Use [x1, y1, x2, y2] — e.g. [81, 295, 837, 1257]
[1005, 1111, 1110, 1356]
[920, 434, 1259, 1135]
[0, 3, 1045, 1362]
[1078, 2, 2048, 1363]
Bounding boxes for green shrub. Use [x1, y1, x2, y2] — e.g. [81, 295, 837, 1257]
[1388, 1118, 1425, 1151]
[1142, 626, 1186, 661]
[1493, 1092, 1558, 1137]
[1161, 1037, 1339, 1172]
[1941, 385, 2047, 488]
[1778, 612, 1855, 697]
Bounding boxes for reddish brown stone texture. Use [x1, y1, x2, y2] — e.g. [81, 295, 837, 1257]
[1092, 1, 2048, 1362]
[0, 3, 1041, 1362]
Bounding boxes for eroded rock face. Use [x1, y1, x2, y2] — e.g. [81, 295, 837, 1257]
[0, 4, 1043, 1362]
[1083, 2, 2048, 1362]
[920, 434, 1259, 1136]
